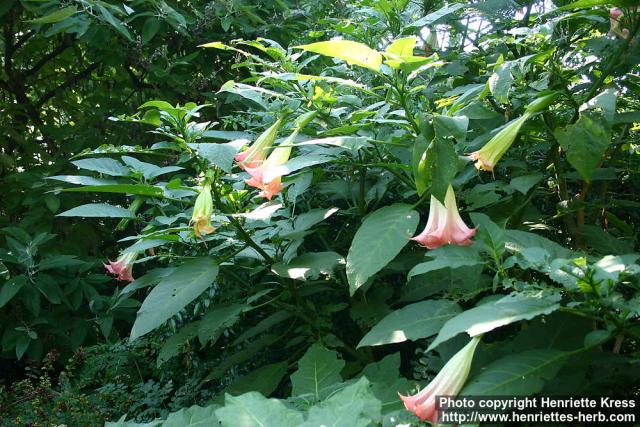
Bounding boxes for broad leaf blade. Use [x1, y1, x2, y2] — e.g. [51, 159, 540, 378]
[428, 293, 561, 350]
[216, 392, 303, 427]
[462, 350, 568, 395]
[130, 258, 218, 340]
[290, 344, 344, 400]
[57, 203, 135, 218]
[358, 300, 461, 347]
[346, 204, 419, 295]
[295, 40, 382, 72]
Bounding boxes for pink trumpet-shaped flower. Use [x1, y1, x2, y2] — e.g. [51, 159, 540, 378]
[244, 131, 295, 200]
[399, 336, 481, 424]
[104, 251, 138, 282]
[412, 185, 476, 249]
[235, 119, 283, 170]
[609, 8, 624, 37]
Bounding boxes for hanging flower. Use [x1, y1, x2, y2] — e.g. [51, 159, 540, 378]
[469, 113, 529, 172]
[104, 251, 138, 282]
[399, 336, 481, 424]
[470, 93, 557, 172]
[609, 7, 630, 39]
[190, 183, 215, 238]
[235, 119, 283, 170]
[245, 134, 294, 200]
[412, 185, 475, 249]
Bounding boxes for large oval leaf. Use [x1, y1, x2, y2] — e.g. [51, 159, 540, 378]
[346, 204, 419, 295]
[357, 300, 461, 348]
[295, 40, 382, 72]
[290, 344, 344, 400]
[130, 257, 218, 340]
[428, 292, 561, 351]
[462, 349, 568, 395]
[57, 203, 135, 218]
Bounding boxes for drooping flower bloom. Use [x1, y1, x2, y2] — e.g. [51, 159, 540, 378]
[412, 185, 475, 249]
[104, 251, 138, 282]
[609, 7, 623, 35]
[469, 113, 529, 172]
[609, 8, 630, 39]
[244, 132, 295, 200]
[399, 336, 481, 424]
[190, 183, 215, 238]
[470, 93, 557, 172]
[235, 119, 283, 170]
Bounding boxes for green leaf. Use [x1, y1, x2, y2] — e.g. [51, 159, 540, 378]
[57, 203, 136, 218]
[231, 311, 292, 346]
[216, 392, 303, 427]
[420, 135, 458, 203]
[225, 362, 288, 397]
[293, 136, 370, 151]
[62, 184, 164, 197]
[291, 344, 345, 400]
[157, 321, 200, 367]
[346, 204, 419, 295]
[488, 63, 514, 104]
[130, 258, 218, 340]
[613, 111, 640, 124]
[301, 377, 381, 427]
[429, 292, 561, 350]
[0, 276, 27, 308]
[509, 173, 543, 194]
[433, 115, 469, 144]
[271, 251, 344, 280]
[505, 229, 573, 260]
[559, 0, 638, 10]
[197, 304, 245, 345]
[262, 154, 333, 182]
[38, 255, 84, 270]
[121, 156, 184, 180]
[71, 158, 130, 176]
[385, 37, 416, 57]
[408, 246, 483, 279]
[97, 4, 133, 41]
[462, 350, 568, 395]
[295, 40, 382, 72]
[218, 81, 282, 108]
[470, 213, 505, 260]
[163, 405, 219, 427]
[15, 334, 30, 360]
[122, 239, 174, 254]
[46, 175, 119, 186]
[29, 6, 77, 24]
[139, 100, 174, 110]
[357, 300, 461, 348]
[408, 3, 465, 28]
[141, 17, 161, 44]
[359, 354, 416, 414]
[554, 114, 611, 181]
[188, 142, 241, 173]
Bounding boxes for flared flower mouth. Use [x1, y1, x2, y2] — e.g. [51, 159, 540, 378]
[104, 251, 138, 282]
[412, 185, 476, 250]
[469, 150, 494, 172]
[244, 132, 294, 200]
[469, 113, 529, 172]
[399, 336, 481, 424]
[235, 119, 283, 170]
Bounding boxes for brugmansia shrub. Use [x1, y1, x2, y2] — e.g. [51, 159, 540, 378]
[45, 1, 640, 425]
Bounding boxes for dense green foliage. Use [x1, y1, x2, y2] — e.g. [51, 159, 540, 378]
[2, 0, 640, 426]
